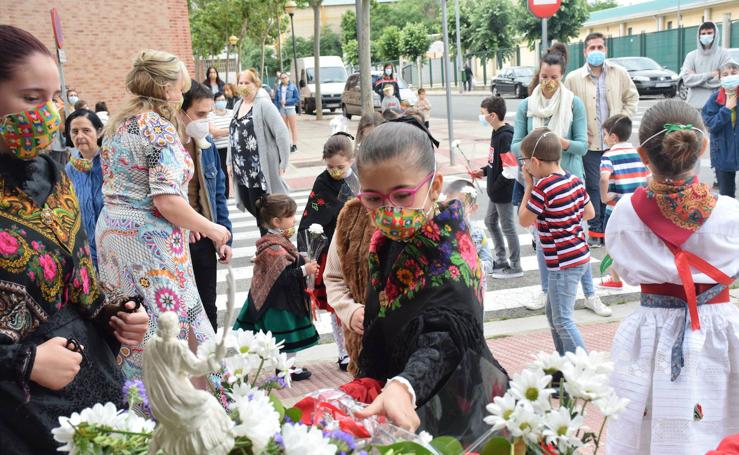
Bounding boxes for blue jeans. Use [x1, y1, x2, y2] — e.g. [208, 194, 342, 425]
[535, 231, 595, 297]
[512, 180, 524, 207]
[583, 150, 604, 235]
[716, 169, 736, 198]
[546, 264, 588, 355]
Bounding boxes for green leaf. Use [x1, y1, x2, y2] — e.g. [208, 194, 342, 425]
[478, 436, 513, 455]
[269, 393, 285, 421]
[284, 407, 303, 423]
[599, 254, 613, 276]
[376, 441, 435, 455]
[430, 436, 464, 455]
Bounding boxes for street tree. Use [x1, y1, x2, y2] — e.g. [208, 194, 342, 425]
[377, 25, 403, 63]
[468, 0, 516, 62]
[588, 0, 618, 12]
[516, 0, 589, 50]
[344, 39, 359, 67]
[340, 10, 357, 45]
[400, 23, 431, 87]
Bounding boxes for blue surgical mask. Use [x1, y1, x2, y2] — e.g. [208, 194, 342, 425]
[587, 50, 606, 67]
[479, 114, 490, 127]
[215, 100, 227, 110]
[385, 68, 392, 76]
[721, 75, 739, 90]
[68, 95, 79, 105]
[699, 34, 714, 46]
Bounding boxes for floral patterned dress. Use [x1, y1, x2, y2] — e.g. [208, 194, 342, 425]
[96, 112, 216, 380]
[230, 107, 267, 191]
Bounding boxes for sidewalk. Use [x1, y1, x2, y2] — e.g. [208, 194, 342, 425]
[286, 114, 491, 191]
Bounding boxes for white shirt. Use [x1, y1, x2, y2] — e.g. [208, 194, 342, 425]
[208, 110, 232, 150]
[606, 194, 739, 285]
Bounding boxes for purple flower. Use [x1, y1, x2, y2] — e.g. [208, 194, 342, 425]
[274, 432, 284, 447]
[122, 379, 152, 417]
[325, 429, 357, 452]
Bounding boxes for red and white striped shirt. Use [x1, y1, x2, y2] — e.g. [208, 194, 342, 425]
[527, 173, 591, 270]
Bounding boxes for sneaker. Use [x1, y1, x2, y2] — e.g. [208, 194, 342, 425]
[587, 237, 603, 248]
[523, 291, 547, 310]
[598, 278, 623, 289]
[583, 295, 612, 317]
[290, 144, 297, 154]
[338, 356, 350, 372]
[492, 266, 524, 279]
[491, 261, 509, 273]
[291, 367, 312, 381]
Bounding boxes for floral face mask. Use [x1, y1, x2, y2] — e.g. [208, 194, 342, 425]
[0, 101, 61, 160]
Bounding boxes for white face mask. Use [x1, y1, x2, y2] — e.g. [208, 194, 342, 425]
[186, 118, 209, 140]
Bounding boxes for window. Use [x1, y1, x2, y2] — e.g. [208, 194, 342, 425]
[306, 66, 348, 84]
[628, 27, 633, 35]
[667, 21, 673, 29]
[344, 74, 358, 91]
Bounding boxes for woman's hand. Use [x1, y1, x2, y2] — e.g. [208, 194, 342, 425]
[189, 232, 203, 243]
[349, 307, 365, 334]
[355, 380, 420, 431]
[110, 301, 150, 345]
[30, 337, 83, 390]
[218, 244, 233, 264]
[305, 260, 319, 277]
[558, 136, 570, 150]
[726, 92, 737, 110]
[206, 223, 231, 248]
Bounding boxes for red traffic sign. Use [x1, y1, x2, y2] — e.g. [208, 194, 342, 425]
[528, 0, 561, 19]
[50, 8, 63, 49]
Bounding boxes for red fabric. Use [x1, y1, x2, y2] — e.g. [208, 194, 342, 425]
[641, 283, 730, 304]
[292, 396, 372, 438]
[339, 377, 385, 405]
[312, 250, 332, 312]
[631, 189, 733, 331]
[716, 87, 738, 106]
[705, 434, 739, 455]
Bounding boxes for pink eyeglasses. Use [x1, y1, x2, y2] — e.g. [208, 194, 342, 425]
[356, 171, 434, 209]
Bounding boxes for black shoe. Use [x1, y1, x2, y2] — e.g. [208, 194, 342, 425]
[587, 237, 602, 248]
[338, 356, 350, 372]
[291, 367, 312, 381]
[290, 144, 297, 154]
[491, 261, 509, 273]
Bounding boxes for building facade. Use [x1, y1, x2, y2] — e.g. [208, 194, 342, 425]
[3, 0, 195, 112]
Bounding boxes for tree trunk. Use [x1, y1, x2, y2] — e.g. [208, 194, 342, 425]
[312, 3, 323, 119]
[358, 0, 373, 114]
[417, 56, 423, 89]
[277, 15, 283, 73]
[260, 36, 266, 80]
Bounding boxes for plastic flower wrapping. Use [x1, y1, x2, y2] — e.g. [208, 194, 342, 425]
[50, 329, 460, 455]
[471, 347, 629, 455]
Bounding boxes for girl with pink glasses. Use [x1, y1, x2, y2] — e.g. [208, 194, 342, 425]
[339, 118, 509, 441]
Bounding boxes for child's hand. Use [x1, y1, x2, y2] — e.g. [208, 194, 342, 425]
[469, 169, 484, 179]
[726, 92, 737, 110]
[523, 167, 534, 187]
[305, 260, 319, 277]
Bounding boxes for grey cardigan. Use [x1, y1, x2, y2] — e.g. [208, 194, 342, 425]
[229, 88, 291, 209]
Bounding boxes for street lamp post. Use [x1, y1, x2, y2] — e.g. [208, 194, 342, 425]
[441, 0, 455, 165]
[285, 1, 299, 88]
[228, 35, 238, 84]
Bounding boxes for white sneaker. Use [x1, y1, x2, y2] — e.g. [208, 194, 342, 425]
[584, 295, 612, 317]
[523, 291, 547, 310]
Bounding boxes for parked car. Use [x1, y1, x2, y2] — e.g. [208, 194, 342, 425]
[292, 56, 348, 115]
[341, 71, 417, 119]
[677, 47, 739, 100]
[491, 66, 535, 98]
[608, 57, 678, 97]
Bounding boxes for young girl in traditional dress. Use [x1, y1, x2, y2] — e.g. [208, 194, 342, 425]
[234, 195, 319, 381]
[298, 132, 356, 371]
[344, 120, 508, 439]
[606, 99, 739, 454]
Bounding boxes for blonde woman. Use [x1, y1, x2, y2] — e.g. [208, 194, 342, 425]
[96, 50, 230, 381]
[229, 68, 291, 234]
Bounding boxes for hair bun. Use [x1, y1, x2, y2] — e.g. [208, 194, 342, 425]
[663, 129, 700, 165]
[547, 42, 568, 64]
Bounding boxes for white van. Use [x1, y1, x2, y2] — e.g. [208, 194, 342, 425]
[292, 56, 348, 115]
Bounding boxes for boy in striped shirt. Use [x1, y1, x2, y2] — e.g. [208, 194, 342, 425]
[599, 114, 650, 288]
[519, 128, 595, 356]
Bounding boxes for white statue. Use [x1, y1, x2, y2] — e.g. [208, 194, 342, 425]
[143, 311, 234, 455]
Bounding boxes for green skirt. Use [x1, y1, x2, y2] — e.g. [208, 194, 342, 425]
[234, 295, 319, 353]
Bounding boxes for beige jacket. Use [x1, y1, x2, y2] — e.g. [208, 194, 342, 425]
[564, 62, 639, 151]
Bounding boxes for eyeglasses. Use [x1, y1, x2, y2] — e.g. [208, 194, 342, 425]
[357, 171, 434, 209]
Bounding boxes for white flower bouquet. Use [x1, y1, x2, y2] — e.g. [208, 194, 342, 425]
[51, 329, 460, 455]
[472, 348, 629, 455]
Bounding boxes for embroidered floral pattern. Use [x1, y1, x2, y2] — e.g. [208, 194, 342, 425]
[647, 177, 717, 232]
[154, 287, 182, 313]
[369, 200, 483, 317]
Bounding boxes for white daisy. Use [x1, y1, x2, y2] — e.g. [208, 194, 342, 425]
[281, 423, 338, 455]
[564, 347, 614, 375]
[531, 351, 566, 376]
[541, 407, 583, 450]
[507, 401, 543, 444]
[509, 368, 555, 411]
[233, 388, 281, 453]
[484, 393, 518, 431]
[594, 394, 630, 418]
[561, 363, 612, 402]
